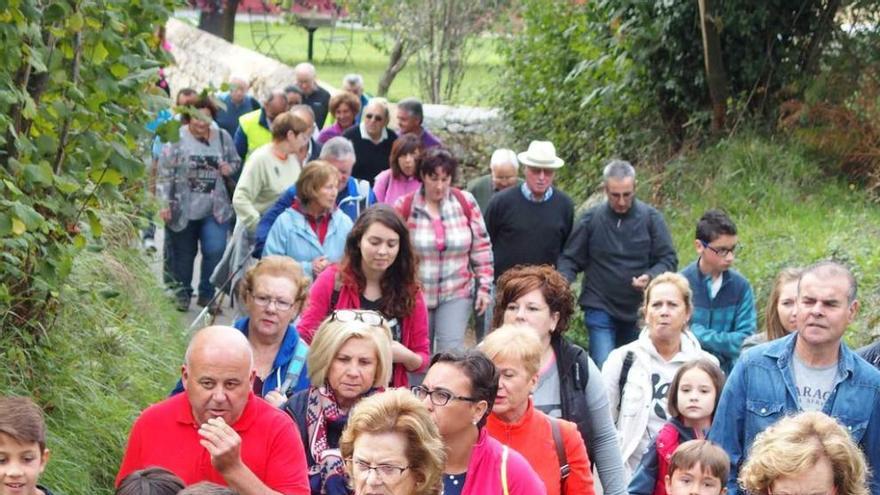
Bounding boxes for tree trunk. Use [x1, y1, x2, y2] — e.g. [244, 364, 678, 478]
[800, 0, 841, 76]
[198, 0, 239, 42]
[377, 38, 412, 97]
[698, 0, 728, 131]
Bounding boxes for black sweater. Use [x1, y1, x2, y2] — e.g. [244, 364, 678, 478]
[344, 126, 398, 184]
[485, 186, 574, 280]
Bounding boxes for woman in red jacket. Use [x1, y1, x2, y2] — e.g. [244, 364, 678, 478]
[482, 324, 596, 495]
[299, 204, 430, 387]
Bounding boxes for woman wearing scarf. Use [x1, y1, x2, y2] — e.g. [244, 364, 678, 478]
[283, 310, 393, 495]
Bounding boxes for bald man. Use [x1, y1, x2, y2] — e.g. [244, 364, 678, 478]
[116, 326, 309, 494]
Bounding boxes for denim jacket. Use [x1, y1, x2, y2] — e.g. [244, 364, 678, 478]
[708, 332, 880, 495]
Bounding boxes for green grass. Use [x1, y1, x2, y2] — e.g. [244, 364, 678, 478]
[566, 134, 880, 349]
[0, 218, 188, 495]
[231, 21, 503, 105]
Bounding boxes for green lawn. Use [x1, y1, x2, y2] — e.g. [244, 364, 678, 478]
[232, 21, 503, 105]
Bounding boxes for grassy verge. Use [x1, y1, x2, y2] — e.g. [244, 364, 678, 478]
[566, 134, 880, 348]
[0, 220, 187, 495]
[230, 21, 502, 105]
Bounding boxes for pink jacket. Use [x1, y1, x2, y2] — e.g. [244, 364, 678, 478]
[298, 265, 430, 387]
[462, 428, 547, 495]
[373, 169, 421, 205]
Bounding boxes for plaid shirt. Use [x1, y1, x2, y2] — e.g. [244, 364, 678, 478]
[396, 189, 493, 308]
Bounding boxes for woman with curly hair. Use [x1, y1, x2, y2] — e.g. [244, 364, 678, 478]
[341, 388, 445, 495]
[298, 204, 429, 387]
[739, 411, 869, 495]
[493, 264, 627, 495]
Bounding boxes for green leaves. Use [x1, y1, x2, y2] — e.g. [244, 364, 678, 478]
[0, 0, 175, 334]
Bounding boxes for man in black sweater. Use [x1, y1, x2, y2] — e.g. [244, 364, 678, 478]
[485, 140, 575, 281]
[557, 160, 678, 367]
[294, 62, 331, 129]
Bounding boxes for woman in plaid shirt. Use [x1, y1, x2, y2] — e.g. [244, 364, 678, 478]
[394, 148, 494, 353]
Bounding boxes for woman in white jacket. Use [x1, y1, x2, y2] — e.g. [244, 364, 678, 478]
[601, 272, 719, 481]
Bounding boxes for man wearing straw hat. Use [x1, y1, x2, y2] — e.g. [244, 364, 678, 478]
[485, 140, 575, 282]
[558, 159, 677, 367]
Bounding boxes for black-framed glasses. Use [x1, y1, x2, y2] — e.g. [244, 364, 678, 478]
[364, 113, 384, 121]
[249, 292, 294, 311]
[411, 385, 478, 406]
[345, 458, 410, 481]
[700, 240, 739, 257]
[330, 309, 387, 327]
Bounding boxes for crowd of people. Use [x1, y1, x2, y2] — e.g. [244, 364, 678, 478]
[5, 63, 880, 495]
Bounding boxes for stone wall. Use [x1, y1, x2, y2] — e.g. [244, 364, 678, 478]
[163, 18, 509, 182]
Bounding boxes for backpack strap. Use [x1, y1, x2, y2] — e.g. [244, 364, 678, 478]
[617, 350, 636, 423]
[400, 191, 416, 220]
[501, 445, 510, 495]
[280, 339, 309, 396]
[549, 416, 571, 490]
[450, 187, 473, 221]
[329, 272, 342, 311]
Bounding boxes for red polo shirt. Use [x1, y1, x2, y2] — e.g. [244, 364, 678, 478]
[116, 392, 308, 494]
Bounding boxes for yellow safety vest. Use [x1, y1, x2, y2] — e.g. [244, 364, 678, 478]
[238, 109, 272, 159]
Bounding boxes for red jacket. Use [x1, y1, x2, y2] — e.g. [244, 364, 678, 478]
[487, 399, 595, 495]
[298, 265, 430, 387]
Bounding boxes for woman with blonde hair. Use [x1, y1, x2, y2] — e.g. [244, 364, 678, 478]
[341, 388, 445, 495]
[741, 267, 802, 351]
[481, 324, 595, 495]
[602, 272, 719, 480]
[739, 411, 868, 495]
[171, 255, 311, 405]
[283, 311, 393, 495]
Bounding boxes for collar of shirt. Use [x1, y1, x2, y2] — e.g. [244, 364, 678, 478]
[520, 181, 554, 202]
[359, 121, 388, 144]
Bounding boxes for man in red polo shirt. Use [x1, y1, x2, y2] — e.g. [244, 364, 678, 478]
[116, 326, 309, 494]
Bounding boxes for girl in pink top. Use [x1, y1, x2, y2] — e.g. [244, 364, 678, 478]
[373, 134, 422, 205]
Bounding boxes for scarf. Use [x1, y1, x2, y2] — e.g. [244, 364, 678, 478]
[306, 386, 347, 494]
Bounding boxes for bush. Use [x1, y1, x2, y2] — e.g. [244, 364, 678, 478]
[1, 217, 187, 495]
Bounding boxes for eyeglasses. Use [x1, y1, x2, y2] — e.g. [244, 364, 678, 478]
[330, 309, 387, 327]
[700, 240, 739, 257]
[364, 113, 384, 121]
[345, 458, 409, 481]
[411, 385, 478, 406]
[249, 292, 294, 311]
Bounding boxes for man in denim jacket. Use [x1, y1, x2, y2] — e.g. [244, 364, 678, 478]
[709, 261, 880, 495]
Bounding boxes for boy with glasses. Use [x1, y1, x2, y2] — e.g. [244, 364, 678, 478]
[681, 209, 756, 373]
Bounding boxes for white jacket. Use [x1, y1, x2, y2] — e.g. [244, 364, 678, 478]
[601, 328, 719, 481]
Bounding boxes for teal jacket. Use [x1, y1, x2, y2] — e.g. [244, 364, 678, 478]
[682, 260, 757, 373]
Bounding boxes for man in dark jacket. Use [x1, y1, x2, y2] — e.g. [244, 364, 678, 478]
[294, 62, 331, 129]
[557, 159, 677, 367]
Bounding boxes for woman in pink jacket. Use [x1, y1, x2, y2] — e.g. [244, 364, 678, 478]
[413, 349, 547, 495]
[298, 204, 430, 388]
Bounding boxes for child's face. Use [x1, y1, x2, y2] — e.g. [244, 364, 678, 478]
[665, 463, 727, 495]
[677, 368, 717, 425]
[695, 234, 738, 274]
[0, 433, 49, 495]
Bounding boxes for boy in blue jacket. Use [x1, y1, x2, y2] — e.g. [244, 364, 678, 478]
[681, 210, 756, 373]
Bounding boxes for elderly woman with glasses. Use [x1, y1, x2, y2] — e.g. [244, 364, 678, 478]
[299, 204, 429, 388]
[340, 388, 445, 495]
[345, 98, 398, 184]
[283, 311, 393, 495]
[413, 349, 546, 495]
[171, 256, 311, 406]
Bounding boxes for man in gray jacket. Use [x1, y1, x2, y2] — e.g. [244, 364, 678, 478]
[558, 160, 677, 367]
